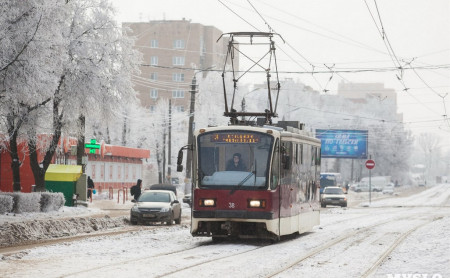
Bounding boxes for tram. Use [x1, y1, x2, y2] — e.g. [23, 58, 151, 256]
[177, 32, 321, 241]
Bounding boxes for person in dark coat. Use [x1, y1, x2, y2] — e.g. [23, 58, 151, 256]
[87, 176, 95, 199]
[131, 179, 142, 201]
[226, 153, 247, 171]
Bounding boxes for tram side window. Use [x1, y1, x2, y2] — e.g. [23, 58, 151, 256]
[294, 144, 298, 165]
[270, 140, 280, 190]
[316, 147, 321, 166]
[281, 142, 292, 170]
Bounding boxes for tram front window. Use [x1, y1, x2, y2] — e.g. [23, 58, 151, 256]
[197, 131, 274, 189]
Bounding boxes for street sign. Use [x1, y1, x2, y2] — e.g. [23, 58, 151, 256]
[365, 159, 375, 169]
[85, 139, 100, 154]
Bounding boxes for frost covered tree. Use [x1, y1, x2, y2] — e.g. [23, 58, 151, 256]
[0, 0, 140, 191]
[0, 0, 67, 191]
[416, 132, 442, 179]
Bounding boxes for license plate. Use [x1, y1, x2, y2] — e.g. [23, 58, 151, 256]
[143, 214, 155, 218]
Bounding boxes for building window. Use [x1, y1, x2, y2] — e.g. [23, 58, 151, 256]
[91, 165, 96, 179]
[150, 89, 158, 99]
[100, 165, 104, 179]
[173, 39, 185, 49]
[150, 72, 158, 80]
[172, 90, 185, 98]
[172, 56, 185, 66]
[150, 56, 158, 65]
[175, 105, 185, 112]
[150, 39, 158, 48]
[172, 73, 184, 82]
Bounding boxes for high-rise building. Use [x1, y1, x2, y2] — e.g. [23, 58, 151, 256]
[124, 19, 235, 113]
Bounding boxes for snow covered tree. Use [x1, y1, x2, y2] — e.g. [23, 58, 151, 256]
[0, 0, 140, 191]
[0, 0, 67, 191]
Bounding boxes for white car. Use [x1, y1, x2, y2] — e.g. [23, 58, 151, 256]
[321, 186, 347, 208]
[382, 183, 395, 195]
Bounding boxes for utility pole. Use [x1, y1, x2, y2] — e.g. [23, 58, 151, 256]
[186, 76, 197, 182]
[168, 99, 172, 184]
[76, 114, 86, 173]
[162, 116, 166, 183]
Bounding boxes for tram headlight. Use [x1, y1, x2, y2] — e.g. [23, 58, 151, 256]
[199, 198, 216, 207]
[248, 199, 266, 208]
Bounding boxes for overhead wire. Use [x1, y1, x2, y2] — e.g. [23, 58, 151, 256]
[363, 0, 449, 130]
[244, 0, 326, 91]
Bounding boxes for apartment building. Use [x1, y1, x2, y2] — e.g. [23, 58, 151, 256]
[124, 19, 235, 113]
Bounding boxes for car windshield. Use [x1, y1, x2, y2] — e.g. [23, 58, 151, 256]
[324, 188, 343, 194]
[197, 130, 274, 189]
[139, 192, 170, 202]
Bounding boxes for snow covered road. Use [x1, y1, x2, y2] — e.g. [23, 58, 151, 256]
[0, 184, 449, 278]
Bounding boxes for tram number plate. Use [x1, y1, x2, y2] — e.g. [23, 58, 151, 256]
[143, 214, 155, 218]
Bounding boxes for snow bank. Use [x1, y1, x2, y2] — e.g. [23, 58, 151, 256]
[0, 195, 13, 214]
[40, 192, 65, 212]
[0, 215, 128, 248]
[0, 192, 65, 214]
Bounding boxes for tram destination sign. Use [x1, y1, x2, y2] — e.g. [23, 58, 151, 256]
[211, 133, 260, 143]
[316, 129, 368, 159]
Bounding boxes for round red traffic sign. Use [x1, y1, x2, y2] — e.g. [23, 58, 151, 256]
[365, 159, 375, 169]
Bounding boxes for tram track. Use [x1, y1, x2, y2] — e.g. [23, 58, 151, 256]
[265, 209, 445, 278]
[360, 216, 443, 278]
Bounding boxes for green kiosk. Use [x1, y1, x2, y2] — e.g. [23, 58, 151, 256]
[45, 164, 83, 206]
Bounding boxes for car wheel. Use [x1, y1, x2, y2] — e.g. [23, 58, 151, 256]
[342, 204, 347, 207]
[130, 219, 137, 225]
[166, 213, 174, 226]
[321, 203, 326, 208]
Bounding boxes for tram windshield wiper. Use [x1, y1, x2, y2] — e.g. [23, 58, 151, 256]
[229, 171, 255, 195]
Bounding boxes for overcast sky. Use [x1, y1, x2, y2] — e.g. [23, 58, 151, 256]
[110, 0, 450, 145]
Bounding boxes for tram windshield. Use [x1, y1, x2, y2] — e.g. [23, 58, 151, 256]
[197, 130, 274, 189]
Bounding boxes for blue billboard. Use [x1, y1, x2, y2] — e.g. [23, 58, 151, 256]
[316, 129, 368, 159]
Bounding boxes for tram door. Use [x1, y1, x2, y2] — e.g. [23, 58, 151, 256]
[271, 139, 281, 235]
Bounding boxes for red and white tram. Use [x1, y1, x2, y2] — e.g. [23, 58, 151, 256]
[179, 122, 321, 241]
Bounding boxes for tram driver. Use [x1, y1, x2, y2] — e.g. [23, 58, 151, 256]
[226, 153, 247, 171]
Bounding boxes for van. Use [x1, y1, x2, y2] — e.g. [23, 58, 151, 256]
[320, 173, 344, 193]
[352, 183, 382, 192]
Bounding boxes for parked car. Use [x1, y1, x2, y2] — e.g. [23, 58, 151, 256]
[382, 183, 395, 195]
[352, 183, 382, 192]
[321, 186, 347, 208]
[182, 193, 192, 207]
[130, 190, 181, 225]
